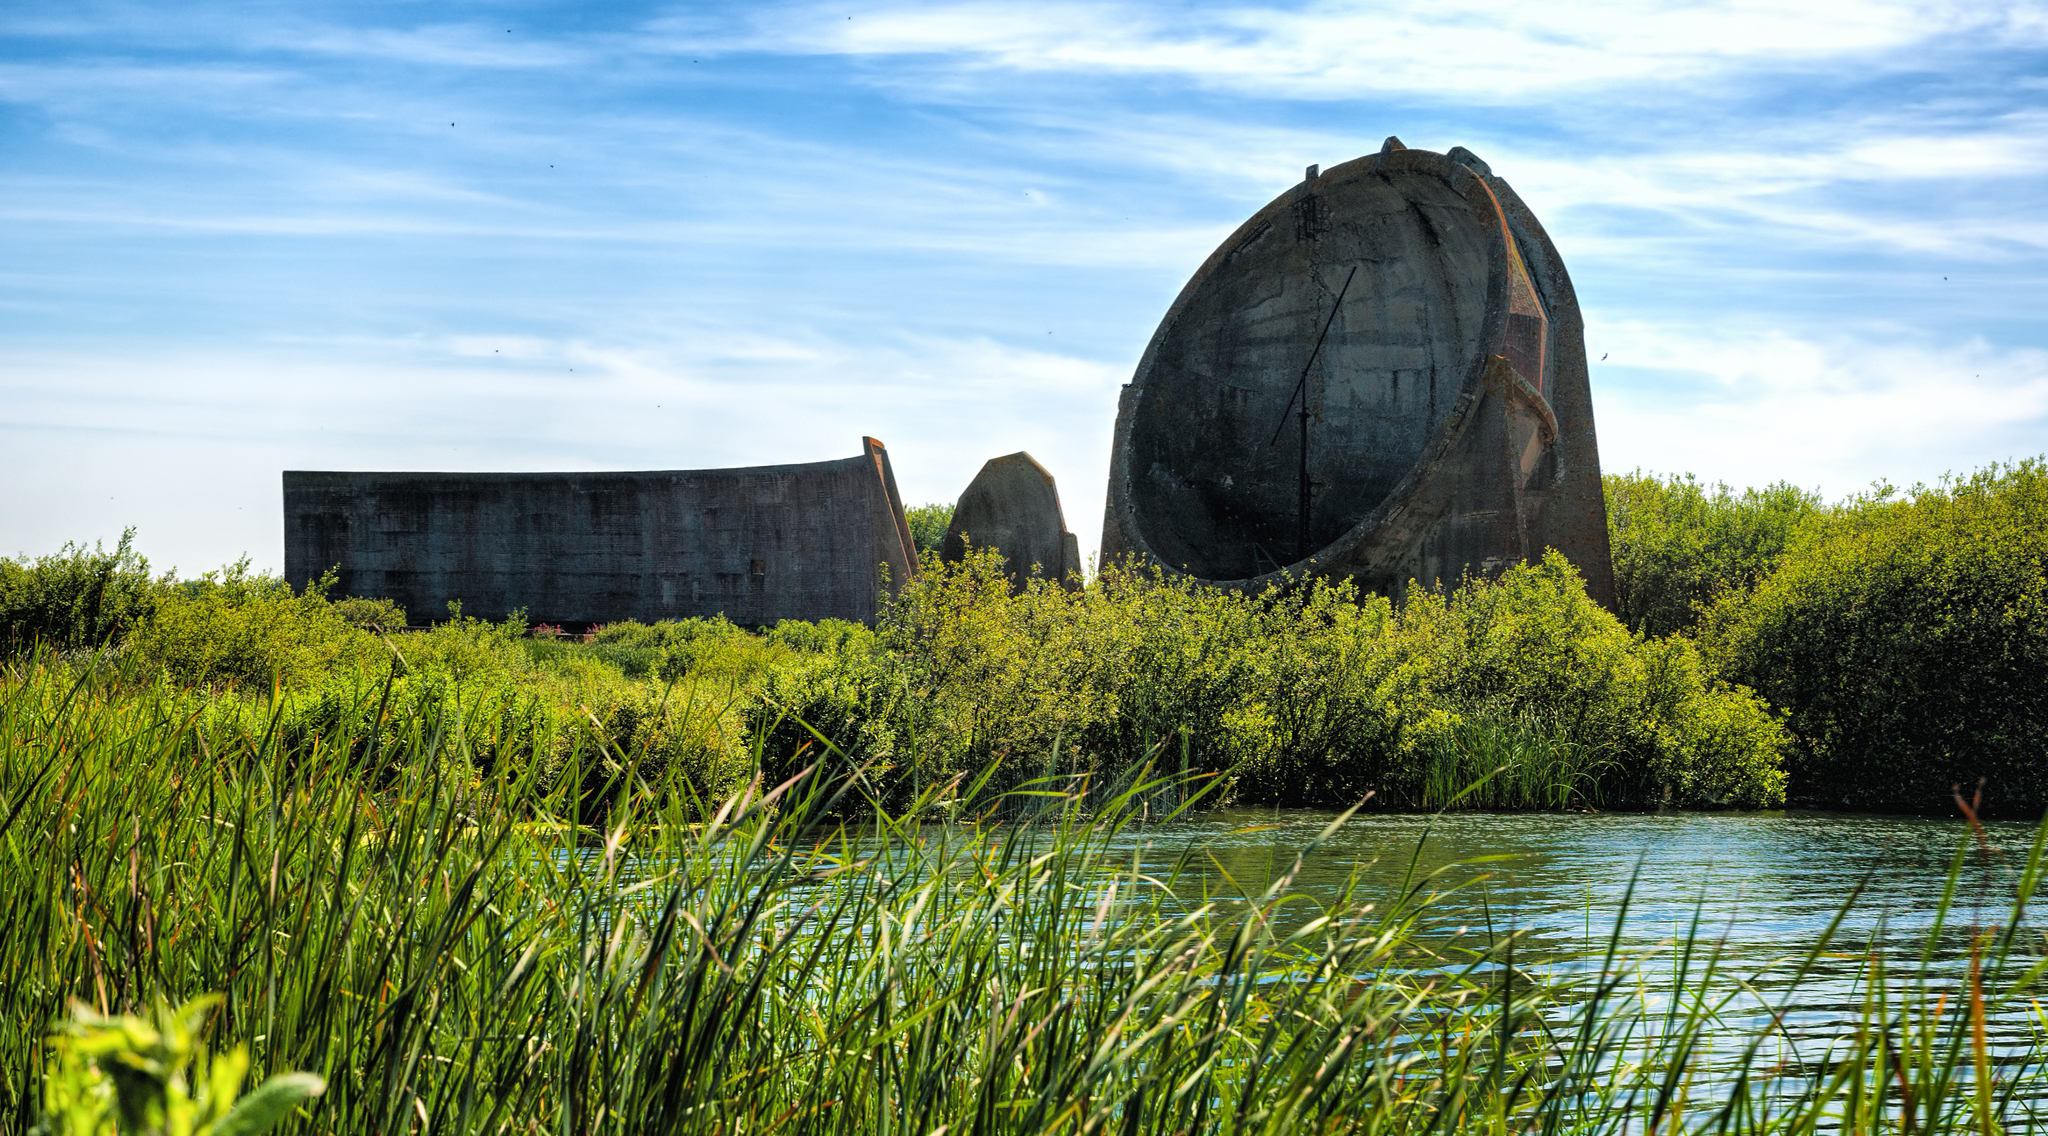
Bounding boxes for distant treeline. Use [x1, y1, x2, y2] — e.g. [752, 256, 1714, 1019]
[3, 457, 2042, 814]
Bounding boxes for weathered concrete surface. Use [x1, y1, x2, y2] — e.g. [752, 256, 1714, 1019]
[1100, 140, 1617, 607]
[941, 452, 1083, 588]
[284, 438, 918, 626]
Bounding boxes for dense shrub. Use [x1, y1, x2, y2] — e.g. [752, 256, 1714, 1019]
[1703, 461, 2048, 813]
[757, 549, 1788, 810]
[756, 552, 1390, 803]
[904, 502, 954, 554]
[172, 614, 761, 812]
[0, 528, 166, 656]
[766, 617, 872, 655]
[1604, 472, 1822, 637]
[331, 594, 409, 632]
[580, 617, 810, 681]
[396, 604, 536, 683]
[6, 528, 1787, 815]
[1368, 553, 1786, 809]
[130, 561, 388, 689]
[68, 578, 755, 810]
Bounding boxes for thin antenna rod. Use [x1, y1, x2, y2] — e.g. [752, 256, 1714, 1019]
[1268, 264, 1357, 563]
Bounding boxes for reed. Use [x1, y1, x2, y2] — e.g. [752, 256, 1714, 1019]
[4, 656, 2046, 1134]
[1411, 712, 1616, 810]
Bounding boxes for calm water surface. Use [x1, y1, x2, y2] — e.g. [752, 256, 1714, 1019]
[1125, 808, 2048, 1089]
[1145, 808, 2041, 950]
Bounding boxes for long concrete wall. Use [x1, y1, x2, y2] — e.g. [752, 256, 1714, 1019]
[284, 438, 916, 627]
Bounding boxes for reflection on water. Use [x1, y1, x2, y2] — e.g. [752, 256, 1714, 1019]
[1145, 808, 2039, 952]
[1125, 807, 2048, 1099]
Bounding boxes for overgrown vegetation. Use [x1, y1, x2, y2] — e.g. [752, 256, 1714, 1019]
[6, 464, 2048, 1129]
[1603, 473, 1821, 638]
[2, 661, 2043, 1134]
[1700, 461, 2048, 811]
[41, 997, 322, 1136]
[0, 529, 165, 656]
[0, 534, 1788, 813]
[762, 549, 1783, 810]
[1605, 459, 2048, 812]
[904, 500, 954, 553]
[11, 453, 2041, 815]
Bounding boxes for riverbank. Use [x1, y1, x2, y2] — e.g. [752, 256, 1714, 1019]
[0, 541, 1788, 815]
[4, 670, 2046, 1133]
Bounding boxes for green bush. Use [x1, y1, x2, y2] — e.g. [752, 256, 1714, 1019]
[1, 550, 764, 810]
[1604, 472, 1822, 637]
[1703, 460, 2048, 813]
[9, 527, 1787, 815]
[904, 502, 953, 554]
[581, 617, 798, 682]
[586, 620, 672, 650]
[765, 617, 873, 655]
[395, 603, 532, 684]
[1358, 552, 1786, 808]
[648, 618, 776, 681]
[756, 548, 1788, 810]
[182, 632, 755, 810]
[0, 529, 167, 657]
[330, 595, 409, 632]
[129, 561, 386, 690]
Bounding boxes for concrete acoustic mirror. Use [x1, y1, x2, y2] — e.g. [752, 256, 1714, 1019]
[940, 452, 1082, 591]
[1100, 137, 1617, 606]
[284, 437, 917, 628]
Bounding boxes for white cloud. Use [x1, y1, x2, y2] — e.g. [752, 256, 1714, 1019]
[1591, 321, 2048, 495]
[677, 0, 2043, 99]
[1423, 115, 2048, 260]
[0, 332, 1129, 574]
[268, 23, 586, 69]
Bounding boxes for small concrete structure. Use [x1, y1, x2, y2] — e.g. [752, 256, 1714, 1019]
[1101, 139, 1617, 605]
[284, 438, 917, 627]
[940, 452, 1083, 588]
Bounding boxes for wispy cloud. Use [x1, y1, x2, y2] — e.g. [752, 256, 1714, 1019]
[678, 0, 2044, 98]
[1594, 322, 2048, 494]
[2, 0, 2044, 574]
[0, 327, 1126, 571]
[259, 23, 588, 68]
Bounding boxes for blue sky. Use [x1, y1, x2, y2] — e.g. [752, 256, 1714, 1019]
[5, 0, 2047, 577]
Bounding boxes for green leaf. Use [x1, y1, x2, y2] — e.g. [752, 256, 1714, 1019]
[203, 1073, 325, 1136]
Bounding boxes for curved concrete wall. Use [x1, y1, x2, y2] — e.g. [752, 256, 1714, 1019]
[1101, 140, 1616, 607]
[284, 437, 917, 626]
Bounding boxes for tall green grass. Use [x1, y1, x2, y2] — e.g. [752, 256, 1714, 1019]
[1409, 713, 1616, 810]
[5, 657, 2048, 1134]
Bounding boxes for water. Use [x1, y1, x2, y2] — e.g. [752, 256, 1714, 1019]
[1150, 808, 2041, 951]
[1129, 807, 2048, 1101]
[607, 804, 2048, 1117]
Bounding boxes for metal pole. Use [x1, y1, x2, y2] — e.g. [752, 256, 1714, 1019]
[1299, 396, 1310, 560]
[1269, 265, 1357, 567]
